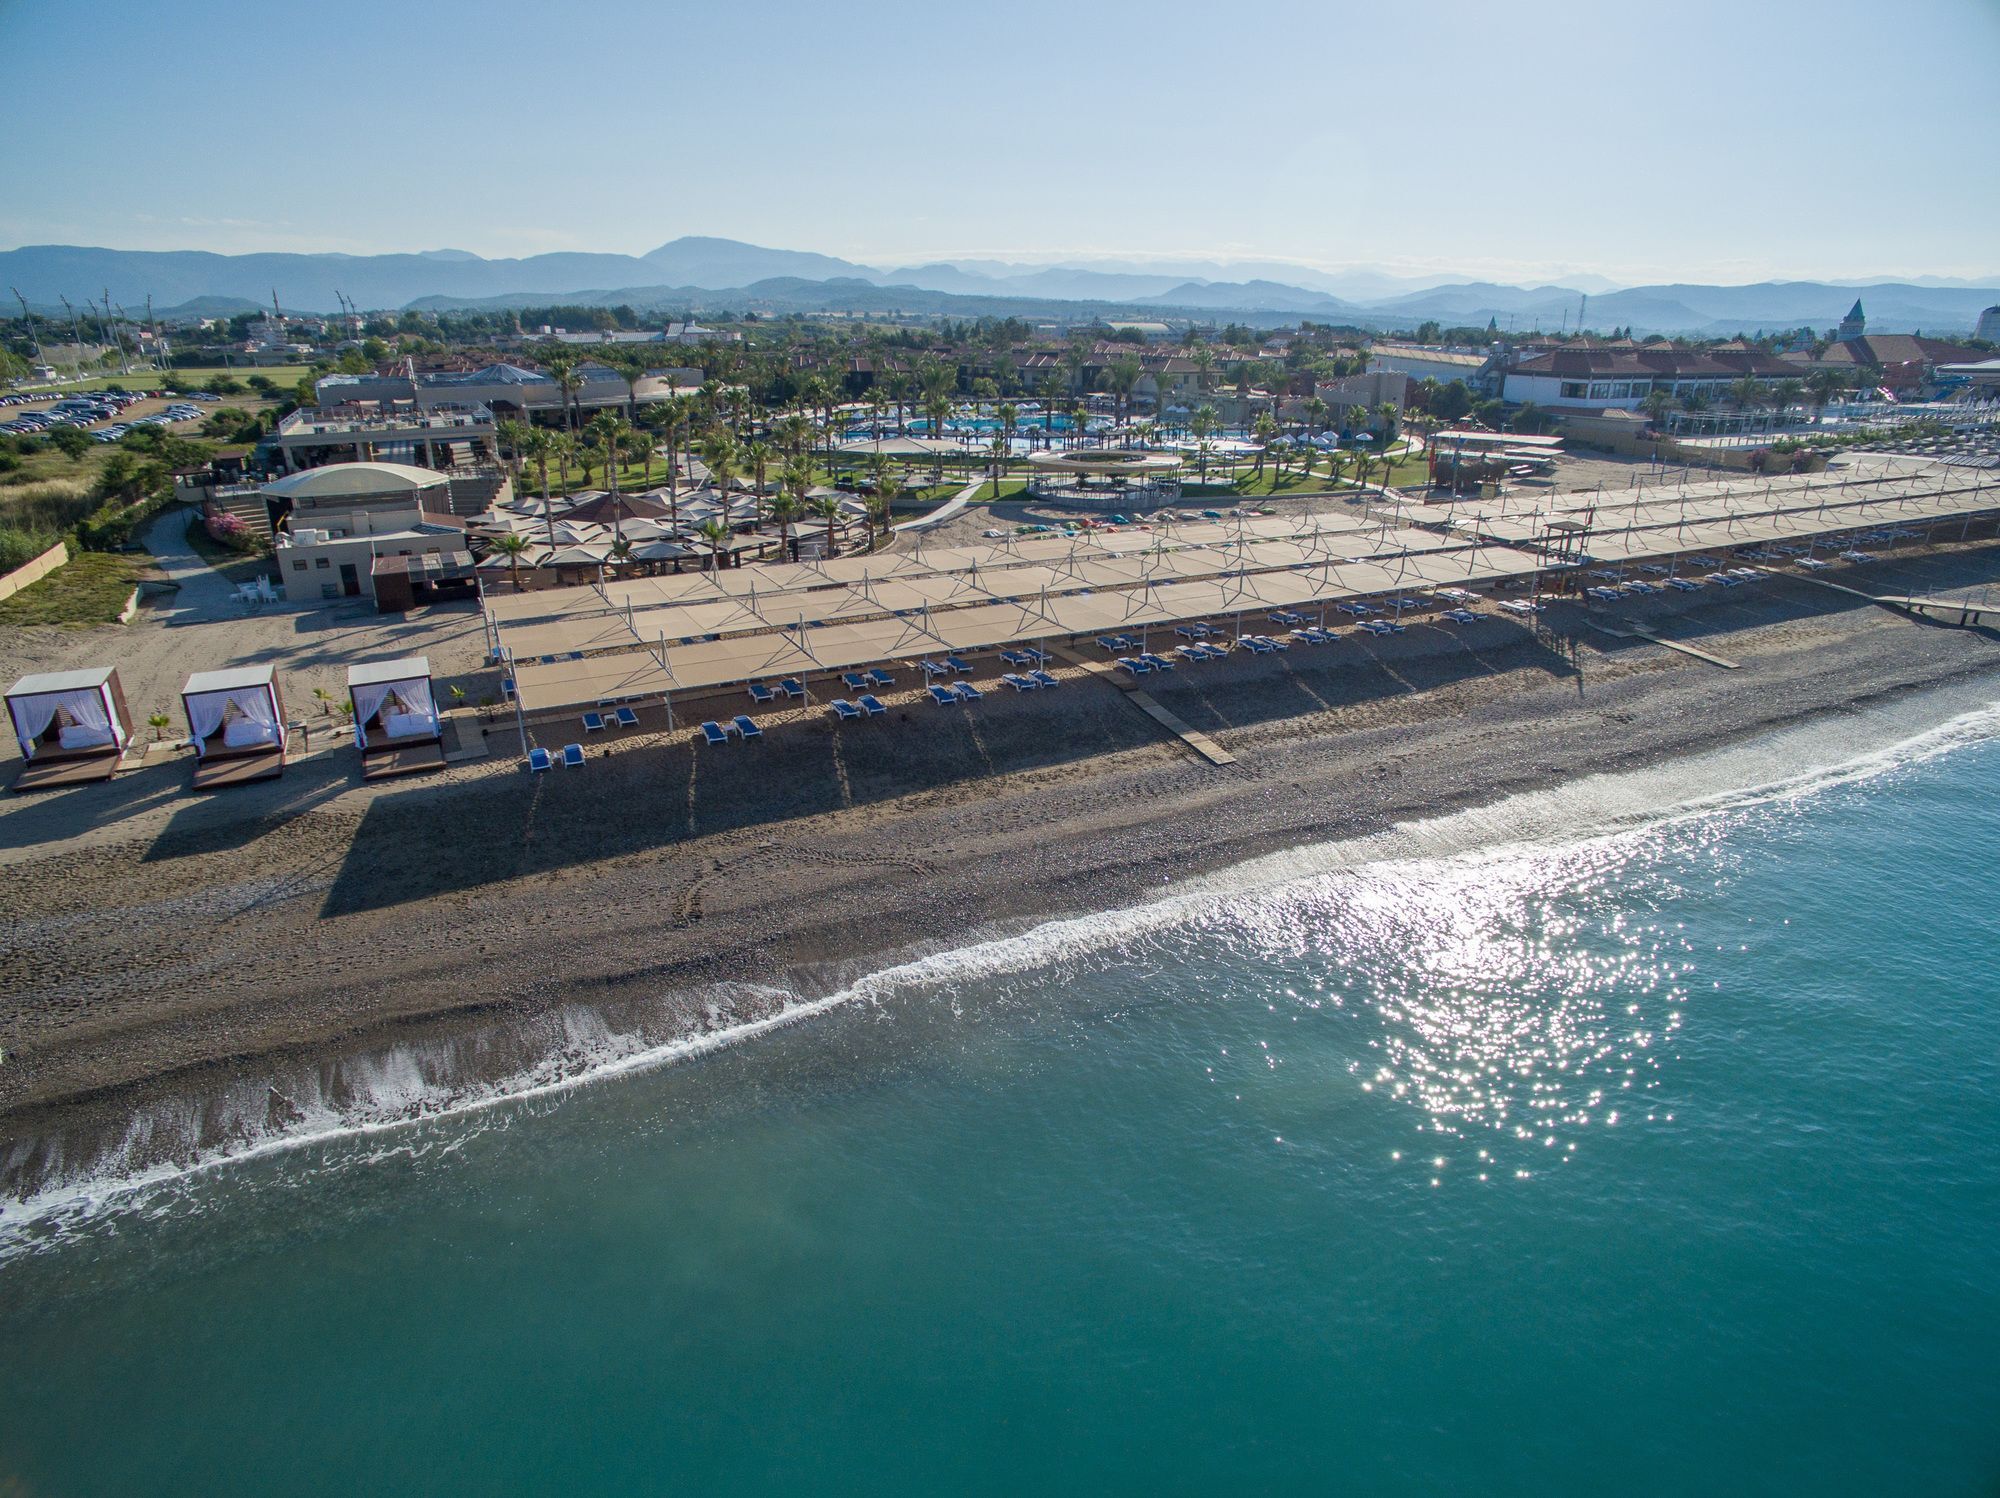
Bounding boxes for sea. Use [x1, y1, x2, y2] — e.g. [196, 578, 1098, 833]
[1, 677, 1997, 1496]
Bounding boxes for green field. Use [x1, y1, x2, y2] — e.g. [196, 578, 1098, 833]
[0, 550, 144, 627]
[10, 365, 309, 397]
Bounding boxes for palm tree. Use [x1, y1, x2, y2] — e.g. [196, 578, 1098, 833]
[997, 402, 1019, 445]
[1252, 412, 1277, 480]
[552, 430, 577, 489]
[863, 493, 890, 551]
[767, 492, 802, 562]
[521, 427, 560, 549]
[621, 429, 653, 489]
[586, 411, 629, 537]
[1106, 354, 1144, 428]
[1729, 376, 1766, 411]
[702, 428, 739, 518]
[543, 353, 581, 435]
[1374, 402, 1401, 445]
[746, 440, 775, 527]
[811, 493, 845, 557]
[494, 417, 528, 482]
[490, 531, 531, 593]
[147, 711, 170, 741]
[1640, 387, 1676, 430]
[1805, 367, 1848, 424]
[692, 517, 730, 573]
[1191, 404, 1219, 483]
[988, 433, 1009, 498]
[607, 534, 635, 576]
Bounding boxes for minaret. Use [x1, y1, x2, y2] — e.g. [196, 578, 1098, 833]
[1837, 299, 1865, 342]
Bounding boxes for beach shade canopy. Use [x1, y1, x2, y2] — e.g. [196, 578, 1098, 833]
[346, 656, 439, 750]
[7, 666, 128, 761]
[180, 665, 283, 759]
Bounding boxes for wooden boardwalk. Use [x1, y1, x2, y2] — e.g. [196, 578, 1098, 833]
[1050, 645, 1238, 766]
[1801, 576, 2000, 628]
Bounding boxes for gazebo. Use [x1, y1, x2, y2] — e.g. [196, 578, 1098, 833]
[6, 666, 133, 792]
[347, 656, 445, 779]
[180, 664, 287, 789]
[1024, 448, 1182, 509]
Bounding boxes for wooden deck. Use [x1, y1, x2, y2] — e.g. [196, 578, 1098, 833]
[191, 748, 286, 790]
[360, 739, 446, 780]
[10, 750, 123, 793]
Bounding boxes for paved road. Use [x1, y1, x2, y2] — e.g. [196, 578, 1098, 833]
[138, 505, 258, 624]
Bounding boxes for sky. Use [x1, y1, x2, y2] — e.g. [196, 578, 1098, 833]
[3, 0, 1997, 286]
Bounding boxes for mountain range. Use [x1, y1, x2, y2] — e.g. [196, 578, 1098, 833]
[2, 237, 1995, 338]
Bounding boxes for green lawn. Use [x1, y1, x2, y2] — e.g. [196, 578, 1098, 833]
[0, 551, 144, 626]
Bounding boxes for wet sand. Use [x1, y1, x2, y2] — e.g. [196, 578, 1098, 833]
[3, 537, 1999, 1185]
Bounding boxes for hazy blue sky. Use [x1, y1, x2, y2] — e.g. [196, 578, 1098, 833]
[3, 0, 1996, 284]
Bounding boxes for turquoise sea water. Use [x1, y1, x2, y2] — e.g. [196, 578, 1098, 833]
[2, 692, 1998, 1495]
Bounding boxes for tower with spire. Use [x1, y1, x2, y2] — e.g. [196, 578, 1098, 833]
[1837, 299, 1865, 342]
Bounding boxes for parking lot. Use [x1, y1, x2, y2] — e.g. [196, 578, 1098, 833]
[0, 386, 219, 442]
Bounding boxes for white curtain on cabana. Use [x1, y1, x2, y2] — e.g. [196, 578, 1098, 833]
[186, 689, 279, 758]
[351, 678, 438, 748]
[11, 686, 115, 759]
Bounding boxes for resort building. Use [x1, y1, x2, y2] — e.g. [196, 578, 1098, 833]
[265, 462, 477, 603]
[268, 403, 499, 474]
[1367, 344, 1497, 392]
[1788, 333, 1992, 398]
[314, 359, 697, 425]
[1975, 306, 2000, 344]
[1498, 346, 1800, 411]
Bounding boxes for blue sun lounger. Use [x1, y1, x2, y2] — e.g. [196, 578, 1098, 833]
[747, 682, 776, 703]
[869, 668, 895, 687]
[732, 714, 762, 740]
[1115, 657, 1152, 676]
[700, 721, 729, 746]
[927, 684, 959, 705]
[1030, 670, 1060, 689]
[945, 656, 973, 675]
[920, 659, 951, 679]
[581, 711, 606, 732]
[527, 746, 553, 773]
[561, 742, 585, 767]
[779, 678, 807, 699]
[1001, 672, 1038, 691]
[857, 694, 887, 716]
[843, 672, 872, 691]
[828, 699, 863, 721]
[952, 681, 983, 702]
[615, 706, 640, 728]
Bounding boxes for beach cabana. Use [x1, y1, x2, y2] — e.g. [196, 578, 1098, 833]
[347, 656, 445, 779]
[180, 664, 287, 789]
[6, 667, 133, 792]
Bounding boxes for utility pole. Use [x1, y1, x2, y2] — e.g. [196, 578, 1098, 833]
[11, 288, 47, 369]
[58, 294, 85, 379]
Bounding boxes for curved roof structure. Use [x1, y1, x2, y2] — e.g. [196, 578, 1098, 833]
[261, 462, 450, 499]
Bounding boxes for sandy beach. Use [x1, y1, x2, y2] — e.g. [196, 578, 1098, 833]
[3, 528, 1999, 1193]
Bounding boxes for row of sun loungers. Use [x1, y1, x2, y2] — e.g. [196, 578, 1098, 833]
[701, 715, 763, 744]
[580, 706, 642, 732]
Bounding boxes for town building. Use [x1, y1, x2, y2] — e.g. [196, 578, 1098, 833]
[1975, 305, 2000, 344]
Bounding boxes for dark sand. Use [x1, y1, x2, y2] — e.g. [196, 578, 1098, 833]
[3, 537, 1999, 1193]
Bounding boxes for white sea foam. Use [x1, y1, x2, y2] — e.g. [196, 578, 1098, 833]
[5, 679, 1998, 1256]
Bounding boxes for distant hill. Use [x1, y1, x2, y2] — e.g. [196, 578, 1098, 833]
[2, 236, 1993, 335]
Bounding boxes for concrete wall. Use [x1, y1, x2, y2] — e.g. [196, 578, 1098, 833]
[0, 540, 69, 602]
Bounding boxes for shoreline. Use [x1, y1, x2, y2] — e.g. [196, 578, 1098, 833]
[4, 544, 2000, 1198]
